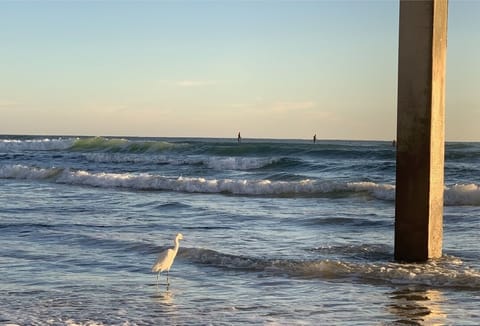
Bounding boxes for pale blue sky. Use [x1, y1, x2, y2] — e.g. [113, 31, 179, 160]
[1, 0, 479, 140]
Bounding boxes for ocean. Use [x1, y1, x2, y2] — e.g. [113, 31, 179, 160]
[0, 135, 479, 325]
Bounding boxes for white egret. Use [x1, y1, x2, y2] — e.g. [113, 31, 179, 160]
[152, 233, 184, 286]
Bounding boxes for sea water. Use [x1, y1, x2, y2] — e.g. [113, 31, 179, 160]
[0, 136, 479, 325]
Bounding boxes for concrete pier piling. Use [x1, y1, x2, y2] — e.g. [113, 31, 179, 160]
[394, 0, 448, 262]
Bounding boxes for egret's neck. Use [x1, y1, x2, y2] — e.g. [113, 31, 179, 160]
[173, 238, 180, 251]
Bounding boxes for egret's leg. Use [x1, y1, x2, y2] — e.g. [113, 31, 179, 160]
[166, 270, 170, 286]
[156, 272, 160, 288]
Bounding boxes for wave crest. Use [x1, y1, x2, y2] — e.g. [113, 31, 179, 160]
[82, 153, 278, 170]
[70, 137, 187, 153]
[3, 164, 480, 205]
[0, 138, 75, 152]
[0, 164, 62, 179]
[180, 248, 480, 289]
[444, 183, 480, 206]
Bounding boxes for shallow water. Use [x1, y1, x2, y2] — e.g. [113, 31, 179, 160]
[0, 136, 479, 325]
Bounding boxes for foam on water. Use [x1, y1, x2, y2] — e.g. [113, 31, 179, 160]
[444, 183, 480, 206]
[180, 248, 480, 289]
[0, 164, 388, 197]
[0, 164, 62, 180]
[346, 181, 396, 200]
[0, 138, 76, 151]
[3, 164, 480, 205]
[82, 153, 278, 170]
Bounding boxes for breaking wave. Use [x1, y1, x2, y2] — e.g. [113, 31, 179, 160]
[0, 137, 75, 151]
[0, 136, 189, 154]
[82, 153, 280, 170]
[70, 137, 186, 153]
[2, 164, 480, 205]
[444, 183, 480, 206]
[0, 164, 63, 180]
[180, 247, 480, 289]
[0, 164, 394, 199]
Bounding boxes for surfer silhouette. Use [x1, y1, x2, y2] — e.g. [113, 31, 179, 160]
[237, 132, 241, 143]
[313, 134, 316, 144]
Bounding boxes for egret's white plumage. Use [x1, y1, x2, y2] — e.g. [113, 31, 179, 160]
[152, 233, 183, 286]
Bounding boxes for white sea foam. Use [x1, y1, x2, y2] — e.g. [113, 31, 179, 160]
[181, 247, 480, 289]
[83, 153, 277, 170]
[288, 258, 480, 288]
[204, 157, 277, 170]
[347, 182, 396, 201]
[0, 164, 61, 180]
[3, 164, 480, 205]
[0, 138, 76, 151]
[56, 170, 320, 194]
[444, 183, 480, 206]
[0, 165, 350, 194]
[347, 182, 480, 206]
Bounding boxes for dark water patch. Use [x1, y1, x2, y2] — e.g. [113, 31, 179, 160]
[302, 216, 391, 228]
[0, 222, 54, 230]
[155, 202, 192, 210]
[201, 143, 296, 156]
[182, 225, 232, 230]
[264, 172, 308, 181]
[127, 199, 193, 212]
[0, 153, 27, 160]
[0, 221, 155, 233]
[446, 149, 480, 161]
[307, 148, 395, 161]
[2, 248, 62, 263]
[258, 157, 305, 170]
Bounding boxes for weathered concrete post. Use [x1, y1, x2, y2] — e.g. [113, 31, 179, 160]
[395, 0, 448, 262]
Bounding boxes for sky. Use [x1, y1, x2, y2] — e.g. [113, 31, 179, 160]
[1, 0, 479, 141]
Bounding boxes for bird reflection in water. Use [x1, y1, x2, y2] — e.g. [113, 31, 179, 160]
[150, 288, 180, 323]
[153, 289, 174, 306]
[387, 287, 447, 325]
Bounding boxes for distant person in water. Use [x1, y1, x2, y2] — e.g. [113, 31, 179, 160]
[313, 134, 316, 144]
[237, 132, 241, 143]
[392, 139, 396, 147]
